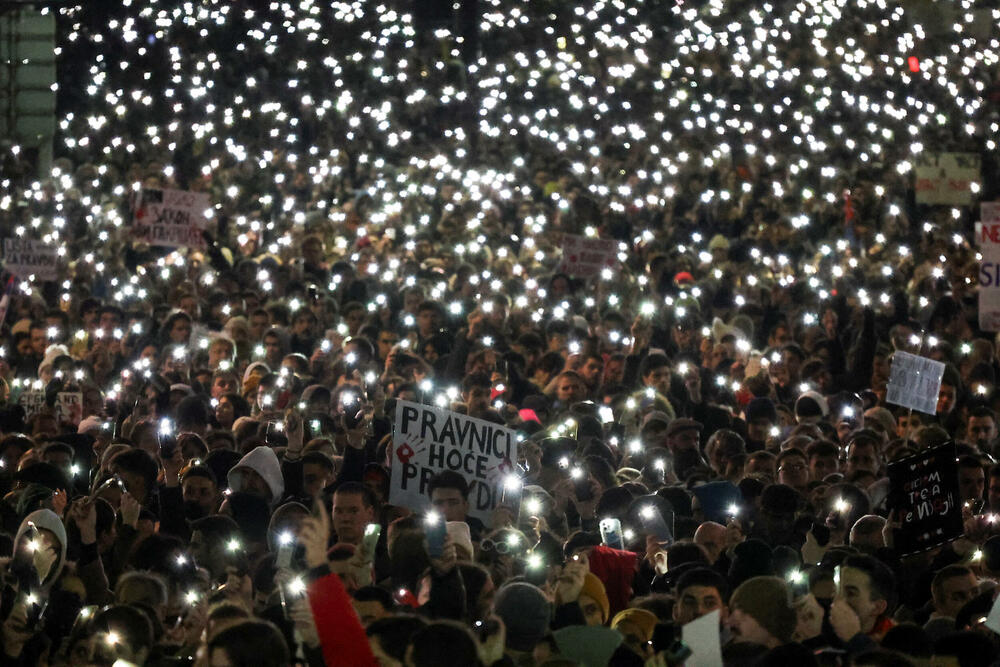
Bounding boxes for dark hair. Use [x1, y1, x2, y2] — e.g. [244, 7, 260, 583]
[805, 439, 840, 461]
[93, 604, 154, 657]
[334, 480, 376, 508]
[41, 441, 74, 459]
[957, 455, 984, 471]
[409, 620, 482, 667]
[931, 564, 975, 602]
[535, 351, 565, 376]
[129, 533, 186, 575]
[933, 631, 997, 667]
[191, 515, 241, 545]
[182, 464, 218, 487]
[208, 620, 289, 667]
[676, 566, 730, 603]
[353, 585, 394, 610]
[366, 615, 428, 661]
[94, 497, 116, 536]
[841, 554, 897, 611]
[427, 470, 469, 499]
[666, 541, 709, 570]
[775, 447, 807, 470]
[112, 448, 158, 493]
[879, 623, 933, 659]
[640, 353, 671, 378]
[969, 405, 997, 422]
[303, 450, 335, 473]
[461, 372, 491, 393]
[176, 395, 211, 429]
[177, 432, 209, 459]
[220, 392, 252, 420]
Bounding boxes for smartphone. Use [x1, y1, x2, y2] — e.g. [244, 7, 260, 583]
[265, 421, 288, 447]
[571, 468, 593, 501]
[811, 521, 831, 547]
[425, 513, 446, 558]
[158, 433, 177, 460]
[474, 618, 501, 644]
[599, 518, 624, 550]
[92, 474, 127, 499]
[276, 532, 295, 569]
[362, 523, 382, 560]
[339, 391, 364, 429]
[640, 506, 674, 544]
[23, 591, 49, 630]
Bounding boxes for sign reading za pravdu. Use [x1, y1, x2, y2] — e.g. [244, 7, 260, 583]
[2, 238, 58, 281]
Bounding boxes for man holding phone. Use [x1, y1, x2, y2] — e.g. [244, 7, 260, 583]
[428, 470, 486, 541]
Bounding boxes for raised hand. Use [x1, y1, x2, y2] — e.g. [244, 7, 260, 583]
[299, 498, 332, 569]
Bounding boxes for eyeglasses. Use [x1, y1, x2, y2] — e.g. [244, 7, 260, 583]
[778, 463, 807, 472]
[480, 539, 520, 555]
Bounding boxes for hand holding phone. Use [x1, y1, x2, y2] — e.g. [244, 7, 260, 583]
[599, 518, 624, 550]
[425, 512, 446, 558]
[361, 523, 381, 562]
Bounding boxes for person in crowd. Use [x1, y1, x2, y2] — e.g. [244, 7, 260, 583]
[3, 1, 1000, 665]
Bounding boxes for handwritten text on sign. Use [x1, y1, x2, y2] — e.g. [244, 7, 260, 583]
[885, 351, 945, 415]
[914, 152, 980, 205]
[887, 442, 963, 555]
[559, 234, 618, 278]
[2, 238, 58, 281]
[389, 401, 519, 522]
[132, 187, 211, 249]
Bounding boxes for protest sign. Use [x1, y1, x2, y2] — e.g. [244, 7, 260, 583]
[17, 390, 84, 426]
[17, 389, 46, 418]
[558, 233, 617, 278]
[2, 238, 58, 281]
[986, 591, 1000, 636]
[885, 351, 945, 415]
[389, 400, 519, 522]
[978, 203, 1000, 330]
[887, 442, 963, 556]
[132, 187, 211, 249]
[57, 392, 83, 426]
[914, 152, 980, 205]
[682, 610, 723, 667]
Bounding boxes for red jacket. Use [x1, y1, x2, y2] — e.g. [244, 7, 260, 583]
[307, 571, 378, 667]
[587, 545, 638, 618]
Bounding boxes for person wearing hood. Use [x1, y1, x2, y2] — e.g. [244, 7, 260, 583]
[227, 445, 285, 506]
[2, 509, 68, 664]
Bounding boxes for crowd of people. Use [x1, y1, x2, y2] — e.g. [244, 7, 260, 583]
[3, 0, 1000, 665]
